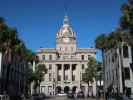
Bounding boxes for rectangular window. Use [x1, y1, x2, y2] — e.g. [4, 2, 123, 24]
[42, 55, 45, 60]
[57, 64, 62, 70]
[49, 73, 52, 81]
[123, 46, 129, 58]
[124, 68, 130, 80]
[81, 55, 84, 60]
[49, 55, 52, 60]
[72, 75, 75, 81]
[82, 64, 84, 69]
[72, 64, 76, 70]
[49, 64, 52, 70]
[57, 75, 61, 81]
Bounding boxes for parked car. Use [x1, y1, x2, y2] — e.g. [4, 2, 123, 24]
[0, 95, 10, 100]
[57, 93, 67, 96]
[31, 93, 41, 100]
[77, 91, 85, 98]
[67, 92, 74, 98]
[39, 93, 46, 99]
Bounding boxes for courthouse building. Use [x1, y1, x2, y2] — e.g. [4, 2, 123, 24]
[36, 16, 96, 96]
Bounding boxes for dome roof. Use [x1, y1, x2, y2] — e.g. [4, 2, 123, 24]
[56, 16, 76, 38]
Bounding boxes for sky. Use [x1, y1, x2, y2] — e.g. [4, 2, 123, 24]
[0, 0, 127, 61]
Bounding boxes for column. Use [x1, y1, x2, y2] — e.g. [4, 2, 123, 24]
[70, 64, 72, 82]
[61, 64, 64, 93]
[61, 64, 64, 81]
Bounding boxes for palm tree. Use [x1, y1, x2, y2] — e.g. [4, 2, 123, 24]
[0, 28, 19, 91]
[0, 17, 7, 32]
[0, 17, 41, 97]
[120, 1, 133, 33]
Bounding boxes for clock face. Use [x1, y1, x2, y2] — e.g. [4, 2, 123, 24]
[63, 38, 70, 43]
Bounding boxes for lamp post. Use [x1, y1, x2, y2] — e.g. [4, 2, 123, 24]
[53, 72, 56, 95]
[80, 71, 82, 90]
[96, 72, 99, 100]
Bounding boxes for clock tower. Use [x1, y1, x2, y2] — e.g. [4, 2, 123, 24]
[56, 16, 77, 54]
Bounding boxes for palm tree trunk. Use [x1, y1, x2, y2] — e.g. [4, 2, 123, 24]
[102, 49, 106, 100]
[5, 64, 11, 91]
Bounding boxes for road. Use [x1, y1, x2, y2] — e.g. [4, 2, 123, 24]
[44, 96, 99, 100]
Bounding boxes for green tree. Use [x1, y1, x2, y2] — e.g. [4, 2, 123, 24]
[32, 64, 47, 93]
[120, 0, 133, 46]
[120, 0, 133, 33]
[0, 17, 37, 95]
[82, 57, 97, 97]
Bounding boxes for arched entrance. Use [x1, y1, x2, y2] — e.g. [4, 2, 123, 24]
[72, 86, 77, 93]
[64, 86, 70, 94]
[56, 86, 62, 93]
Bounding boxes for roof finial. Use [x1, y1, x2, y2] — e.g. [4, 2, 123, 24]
[64, 2, 68, 16]
[63, 15, 69, 26]
[63, 1, 69, 26]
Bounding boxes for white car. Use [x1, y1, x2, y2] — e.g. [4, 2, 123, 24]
[57, 93, 67, 96]
[0, 95, 10, 100]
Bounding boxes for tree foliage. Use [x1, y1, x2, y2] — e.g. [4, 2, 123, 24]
[82, 57, 97, 84]
[28, 64, 47, 90]
[0, 17, 36, 63]
[95, 0, 133, 51]
[120, 0, 133, 33]
[0, 17, 37, 94]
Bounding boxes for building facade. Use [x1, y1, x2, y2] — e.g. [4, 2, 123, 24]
[0, 52, 28, 98]
[104, 43, 133, 98]
[36, 16, 96, 96]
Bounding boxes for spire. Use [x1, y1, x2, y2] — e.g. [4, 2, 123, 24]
[63, 15, 69, 26]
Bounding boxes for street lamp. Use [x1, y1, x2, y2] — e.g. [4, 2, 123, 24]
[96, 72, 99, 100]
[53, 72, 56, 95]
[80, 71, 82, 90]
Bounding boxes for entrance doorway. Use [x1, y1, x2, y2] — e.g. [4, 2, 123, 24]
[56, 86, 62, 93]
[64, 86, 70, 94]
[72, 86, 77, 93]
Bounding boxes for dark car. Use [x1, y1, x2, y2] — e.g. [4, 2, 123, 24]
[67, 92, 74, 98]
[39, 93, 46, 99]
[31, 94, 42, 100]
[77, 91, 85, 98]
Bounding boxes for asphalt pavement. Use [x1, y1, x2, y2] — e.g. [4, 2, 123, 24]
[44, 96, 100, 100]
